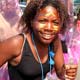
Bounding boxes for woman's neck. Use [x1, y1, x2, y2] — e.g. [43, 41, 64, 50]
[32, 33, 49, 61]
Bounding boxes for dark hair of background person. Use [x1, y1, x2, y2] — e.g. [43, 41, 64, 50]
[77, 9, 80, 20]
[18, 0, 69, 34]
[74, 9, 80, 26]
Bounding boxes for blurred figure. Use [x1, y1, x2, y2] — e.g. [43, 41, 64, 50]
[0, 0, 22, 40]
[0, 13, 18, 41]
[76, 10, 80, 32]
[0, 0, 22, 80]
[27, 0, 31, 4]
[64, 11, 80, 78]
[0, 0, 22, 28]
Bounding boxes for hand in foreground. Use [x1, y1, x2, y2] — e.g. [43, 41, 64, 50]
[65, 64, 78, 80]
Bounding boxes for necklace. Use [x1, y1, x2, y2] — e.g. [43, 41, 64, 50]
[32, 33, 55, 80]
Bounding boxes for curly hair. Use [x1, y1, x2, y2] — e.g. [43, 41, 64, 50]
[18, 0, 69, 34]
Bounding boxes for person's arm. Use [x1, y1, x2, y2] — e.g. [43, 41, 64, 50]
[53, 37, 78, 80]
[0, 35, 24, 67]
[53, 37, 65, 79]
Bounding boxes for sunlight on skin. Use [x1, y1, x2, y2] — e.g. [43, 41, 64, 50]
[34, 6, 61, 33]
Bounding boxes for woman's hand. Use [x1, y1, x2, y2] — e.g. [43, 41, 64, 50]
[65, 64, 78, 80]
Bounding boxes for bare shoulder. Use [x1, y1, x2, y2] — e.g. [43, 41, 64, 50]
[8, 34, 25, 56]
[0, 34, 24, 57]
[0, 34, 25, 66]
[10, 34, 24, 46]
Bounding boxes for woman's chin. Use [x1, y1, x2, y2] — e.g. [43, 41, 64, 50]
[40, 38, 54, 45]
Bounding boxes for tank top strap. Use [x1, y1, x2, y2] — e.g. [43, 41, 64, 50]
[19, 33, 26, 54]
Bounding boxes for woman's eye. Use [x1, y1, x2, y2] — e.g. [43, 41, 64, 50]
[53, 21, 60, 25]
[38, 19, 47, 23]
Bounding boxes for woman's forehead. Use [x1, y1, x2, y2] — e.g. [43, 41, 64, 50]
[36, 6, 60, 18]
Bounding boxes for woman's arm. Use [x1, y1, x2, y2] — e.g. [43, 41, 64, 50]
[0, 35, 24, 67]
[53, 37, 65, 79]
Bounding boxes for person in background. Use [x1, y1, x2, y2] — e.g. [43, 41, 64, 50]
[66, 10, 80, 66]
[76, 10, 80, 32]
[0, 0, 22, 40]
[0, 0, 22, 80]
[0, 0, 77, 80]
[26, 0, 31, 4]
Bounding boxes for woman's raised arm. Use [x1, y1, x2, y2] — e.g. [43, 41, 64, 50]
[0, 35, 24, 67]
[53, 37, 65, 79]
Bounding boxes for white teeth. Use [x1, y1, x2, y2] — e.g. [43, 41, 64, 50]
[43, 34, 52, 39]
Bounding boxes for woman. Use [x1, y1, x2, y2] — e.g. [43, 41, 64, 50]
[0, 0, 77, 80]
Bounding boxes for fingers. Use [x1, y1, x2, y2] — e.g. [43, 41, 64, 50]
[66, 70, 77, 77]
[65, 75, 75, 80]
[65, 64, 78, 80]
[65, 64, 78, 70]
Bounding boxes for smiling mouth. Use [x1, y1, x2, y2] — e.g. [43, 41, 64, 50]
[40, 32, 55, 40]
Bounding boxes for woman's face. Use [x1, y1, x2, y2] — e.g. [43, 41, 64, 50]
[32, 6, 61, 44]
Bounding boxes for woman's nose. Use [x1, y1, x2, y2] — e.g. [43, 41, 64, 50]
[47, 22, 52, 29]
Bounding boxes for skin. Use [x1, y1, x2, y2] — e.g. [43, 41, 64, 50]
[65, 64, 78, 80]
[32, 6, 61, 45]
[0, 5, 77, 79]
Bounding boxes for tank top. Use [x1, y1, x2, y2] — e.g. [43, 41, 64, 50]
[8, 34, 50, 80]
